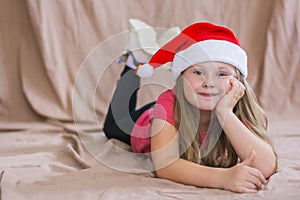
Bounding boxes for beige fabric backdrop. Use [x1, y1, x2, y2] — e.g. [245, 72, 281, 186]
[0, 0, 299, 122]
[1, 1, 300, 199]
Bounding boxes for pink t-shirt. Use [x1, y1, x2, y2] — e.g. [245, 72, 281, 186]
[130, 89, 207, 154]
[130, 89, 175, 153]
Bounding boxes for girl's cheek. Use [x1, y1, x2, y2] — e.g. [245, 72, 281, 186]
[221, 79, 232, 93]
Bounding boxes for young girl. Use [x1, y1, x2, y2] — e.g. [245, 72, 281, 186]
[103, 22, 277, 193]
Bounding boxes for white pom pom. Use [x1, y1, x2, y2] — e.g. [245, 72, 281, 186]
[136, 64, 154, 78]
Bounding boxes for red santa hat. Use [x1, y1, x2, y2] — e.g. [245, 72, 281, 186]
[136, 22, 248, 79]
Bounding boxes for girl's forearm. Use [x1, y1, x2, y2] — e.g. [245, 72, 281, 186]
[216, 111, 276, 178]
[155, 158, 225, 189]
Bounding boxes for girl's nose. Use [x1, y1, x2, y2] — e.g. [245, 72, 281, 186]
[202, 74, 215, 88]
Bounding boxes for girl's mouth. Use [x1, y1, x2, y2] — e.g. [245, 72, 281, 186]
[199, 93, 218, 97]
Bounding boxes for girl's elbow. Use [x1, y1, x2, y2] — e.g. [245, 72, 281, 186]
[155, 169, 164, 178]
[262, 155, 278, 179]
[154, 164, 177, 181]
[155, 167, 170, 179]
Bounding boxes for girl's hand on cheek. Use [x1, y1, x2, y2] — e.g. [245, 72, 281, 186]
[215, 78, 245, 116]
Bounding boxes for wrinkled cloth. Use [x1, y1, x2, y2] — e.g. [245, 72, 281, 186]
[1, 0, 300, 199]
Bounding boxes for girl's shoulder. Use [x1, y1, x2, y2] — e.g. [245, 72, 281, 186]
[156, 89, 175, 103]
[152, 89, 176, 126]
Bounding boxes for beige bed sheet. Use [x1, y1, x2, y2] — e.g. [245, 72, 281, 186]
[0, 116, 299, 200]
[1, 0, 300, 199]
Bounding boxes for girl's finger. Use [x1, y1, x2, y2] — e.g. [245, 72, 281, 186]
[227, 78, 239, 95]
[244, 181, 258, 190]
[250, 168, 267, 184]
[231, 78, 245, 99]
[246, 175, 264, 190]
[236, 186, 258, 194]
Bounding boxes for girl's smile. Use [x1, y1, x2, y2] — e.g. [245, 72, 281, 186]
[198, 92, 218, 97]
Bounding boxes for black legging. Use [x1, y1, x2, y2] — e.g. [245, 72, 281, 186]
[103, 66, 155, 145]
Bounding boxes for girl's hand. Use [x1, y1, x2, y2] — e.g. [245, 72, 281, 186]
[221, 151, 267, 193]
[215, 78, 245, 116]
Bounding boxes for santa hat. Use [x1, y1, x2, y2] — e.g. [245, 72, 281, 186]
[136, 22, 248, 79]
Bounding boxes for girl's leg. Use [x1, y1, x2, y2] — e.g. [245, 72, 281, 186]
[103, 66, 154, 145]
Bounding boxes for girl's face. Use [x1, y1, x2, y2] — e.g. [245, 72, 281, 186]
[182, 62, 238, 111]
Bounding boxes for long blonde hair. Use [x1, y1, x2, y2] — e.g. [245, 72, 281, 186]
[174, 71, 278, 169]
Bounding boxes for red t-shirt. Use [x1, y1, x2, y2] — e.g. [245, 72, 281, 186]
[130, 89, 207, 153]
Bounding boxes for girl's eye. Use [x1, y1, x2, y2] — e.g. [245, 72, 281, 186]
[194, 70, 204, 76]
[216, 72, 228, 77]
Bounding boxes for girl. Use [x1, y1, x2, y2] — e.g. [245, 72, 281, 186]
[103, 22, 277, 193]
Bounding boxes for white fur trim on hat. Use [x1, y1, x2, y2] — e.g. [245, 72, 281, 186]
[136, 64, 154, 78]
[172, 40, 248, 79]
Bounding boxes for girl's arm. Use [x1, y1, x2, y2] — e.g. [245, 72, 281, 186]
[215, 79, 277, 178]
[151, 118, 266, 193]
[216, 111, 276, 178]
